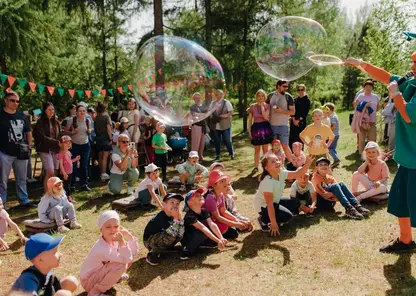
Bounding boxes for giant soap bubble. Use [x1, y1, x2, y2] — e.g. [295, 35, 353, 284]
[133, 36, 225, 126]
[255, 16, 327, 81]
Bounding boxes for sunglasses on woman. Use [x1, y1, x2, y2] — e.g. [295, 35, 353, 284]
[120, 140, 130, 144]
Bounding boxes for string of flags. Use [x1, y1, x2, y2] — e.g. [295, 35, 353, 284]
[0, 72, 243, 100]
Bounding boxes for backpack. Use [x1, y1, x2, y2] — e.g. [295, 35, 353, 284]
[71, 116, 90, 133]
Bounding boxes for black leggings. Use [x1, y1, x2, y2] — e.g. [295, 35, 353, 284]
[260, 197, 300, 224]
[154, 153, 168, 181]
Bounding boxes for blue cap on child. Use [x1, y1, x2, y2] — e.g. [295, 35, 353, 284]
[25, 233, 64, 260]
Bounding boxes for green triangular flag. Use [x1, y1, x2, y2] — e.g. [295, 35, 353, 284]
[18, 79, 27, 89]
[57, 88, 64, 97]
[38, 84, 45, 94]
[404, 31, 416, 41]
[0, 74, 7, 84]
[92, 90, 99, 97]
[123, 85, 128, 92]
[108, 89, 113, 96]
[77, 90, 83, 98]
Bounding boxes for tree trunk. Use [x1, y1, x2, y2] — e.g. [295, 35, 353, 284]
[0, 55, 7, 74]
[154, 0, 164, 89]
[100, 1, 108, 90]
[204, 0, 212, 106]
[241, 8, 250, 133]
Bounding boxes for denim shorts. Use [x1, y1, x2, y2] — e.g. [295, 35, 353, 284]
[271, 125, 289, 145]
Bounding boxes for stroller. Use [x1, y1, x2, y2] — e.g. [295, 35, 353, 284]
[165, 126, 190, 165]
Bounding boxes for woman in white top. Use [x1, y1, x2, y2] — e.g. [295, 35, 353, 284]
[108, 134, 139, 195]
[64, 104, 92, 191]
[118, 98, 140, 144]
[255, 154, 313, 236]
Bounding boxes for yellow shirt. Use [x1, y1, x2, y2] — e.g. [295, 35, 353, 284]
[300, 123, 335, 155]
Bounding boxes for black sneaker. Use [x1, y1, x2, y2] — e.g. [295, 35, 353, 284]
[257, 216, 270, 232]
[345, 206, 364, 220]
[20, 202, 37, 208]
[180, 248, 191, 260]
[81, 185, 92, 191]
[354, 204, 371, 217]
[146, 252, 160, 266]
[230, 155, 235, 160]
[380, 238, 416, 254]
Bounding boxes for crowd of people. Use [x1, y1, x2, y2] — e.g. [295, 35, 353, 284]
[1, 49, 414, 295]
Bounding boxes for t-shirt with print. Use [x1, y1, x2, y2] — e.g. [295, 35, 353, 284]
[311, 173, 337, 196]
[12, 266, 61, 296]
[329, 112, 340, 136]
[143, 211, 173, 241]
[356, 93, 380, 123]
[249, 103, 271, 123]
[152, 133, 168, 154]
[56, 151, 73, 175]
[203, 192, 225, 214]
[290, 180, 315, 197]
[389, 75, 416, 169]
[254, 170, 288, 213]
[136, 177, 163, 196]
[0, 109, 31, 156]
[299, 123, 335, 155]
[0, 209, 9, 238]
[184, 209, 210, 232]
[269, 92, 294, 126]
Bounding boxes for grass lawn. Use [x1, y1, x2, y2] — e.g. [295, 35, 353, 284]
[1, 111, 415, 296]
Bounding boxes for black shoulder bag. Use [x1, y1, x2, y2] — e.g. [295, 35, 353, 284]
[8, 118, 30, 160]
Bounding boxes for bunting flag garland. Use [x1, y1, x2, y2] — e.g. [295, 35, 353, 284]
[18, 79, 27, 89]
[68, 89, 75, 98]
[117, 87, 123, 94]
[92, 90, 99, 97]
[28, 82, 37, 92]
[85, 90, 91, 99]
[0, 74, 7, 84]
[7, 76, 16, 87]
[57, 88, 65, 97]
[76, 90, 83, 99]
[127, 84, 133, 92]
[101, 89, 107, 96]
[38, 84, 45, 94]
[108, 89, 113, 96]
[47, 86, 55, 96]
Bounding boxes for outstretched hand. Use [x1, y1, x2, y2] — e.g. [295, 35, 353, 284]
[344, 58, 363, 67]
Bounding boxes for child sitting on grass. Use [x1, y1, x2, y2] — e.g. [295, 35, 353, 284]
[176, 151, 209, 192]
[352, 141, 389, 202]
[287, 141, 306, 171]
[289, 172, 317, 215]
[0, 198, 27, 252]
[264, 139, 286, 164]
[38, 177, 82, 233]
[11, 233, 79, 296]
[312, 157, 371, 219]
[181, 188, 228, 259]
[135, 163, 166, 209]
[80, 210, 138, 296]
[143, 193, 185, 266]
[300, 109, 335, 159]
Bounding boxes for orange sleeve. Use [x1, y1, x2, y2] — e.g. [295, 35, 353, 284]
[312, 175, 325, 196]
[362, 63, 392, 85]
[393, 93, 411, 123]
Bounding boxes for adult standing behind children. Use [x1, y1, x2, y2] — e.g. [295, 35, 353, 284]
[190, 92, 209, 160]
[289, 84, 310, 147]
[209, 89, 235, 161]
[34, 102, 61, 193]
[0, 90, 35, 207]
[94, 102, 113, 182]
[118, 98, 141, 144]
[268, 80, 295, 163]
[345, 53, 416, 253]
[353, 79, 380, 154]
[248, 89, 273, 173]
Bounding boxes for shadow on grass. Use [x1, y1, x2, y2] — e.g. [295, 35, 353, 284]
[76, 192, 122, 213]
[127, 252, 220, 291]
[77, 287, 117, 296]
[384, 253, 416, 296]
[232, 173, 260, 195]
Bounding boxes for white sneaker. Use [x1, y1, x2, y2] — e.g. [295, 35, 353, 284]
[58, 225, 70, 233]
[100, 173, 110, 181]
[127, 187, 134, 195]
[70, 220, 82, 229]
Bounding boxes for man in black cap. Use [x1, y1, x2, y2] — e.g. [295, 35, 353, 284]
[143, 193, 185, 266]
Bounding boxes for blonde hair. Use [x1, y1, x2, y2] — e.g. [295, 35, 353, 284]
[117, 134, 130, 147]
[47, 183, 64, 197]
[192, 92, 202, 100]
[311, 109, 323, 116]
[362, 144, 382, 161]
[255, 89, 267, 100]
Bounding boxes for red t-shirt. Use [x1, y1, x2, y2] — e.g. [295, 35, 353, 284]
[57, 151, 73, 174]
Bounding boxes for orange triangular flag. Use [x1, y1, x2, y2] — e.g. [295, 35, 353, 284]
[85, 90, 91, 98]
[68, 89, 75, 98]
[101, 89, 107, 96]
[117, 87, 123, 94]
[128, 84, 133, 91]
[47, 86, 55, 96]
[7, 76, 16, 87]
[28, 82, 36, 92]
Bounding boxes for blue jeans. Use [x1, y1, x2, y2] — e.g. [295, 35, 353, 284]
[214, 128, 234, 157]
[326, 182, 358, 209]
[70, 142, 91, 187]
[0, 151, 30, 205]
[328, 135, 339, 162]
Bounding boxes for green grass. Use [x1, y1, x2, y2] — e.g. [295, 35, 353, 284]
[1, 111, 415, 296]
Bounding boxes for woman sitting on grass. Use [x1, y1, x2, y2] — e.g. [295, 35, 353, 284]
[352, 141, 389, 202]
[255, 154, 313, 236]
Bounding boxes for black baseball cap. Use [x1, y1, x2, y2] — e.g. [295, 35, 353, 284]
[163, 193, 184, 202]
[316, 157, 330, 166]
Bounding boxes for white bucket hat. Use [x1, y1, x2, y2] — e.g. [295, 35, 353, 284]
[145, 163, 160, 173]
